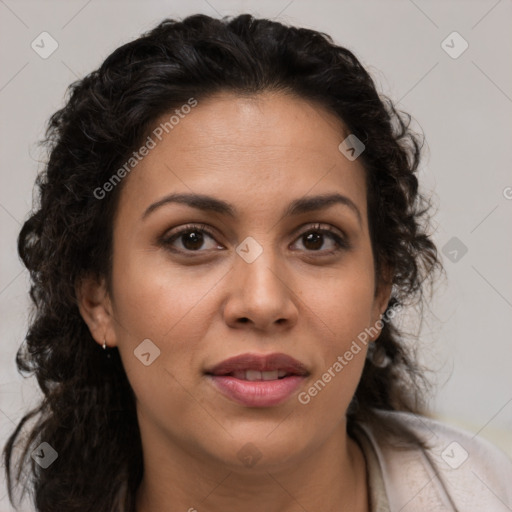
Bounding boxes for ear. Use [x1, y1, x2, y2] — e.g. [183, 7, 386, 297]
[75, 274, 117, 348]
[370, 265, 393, 341]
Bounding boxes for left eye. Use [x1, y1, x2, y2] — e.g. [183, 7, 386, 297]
[161, 223, 348, 254]
[292, 224, 348, 253]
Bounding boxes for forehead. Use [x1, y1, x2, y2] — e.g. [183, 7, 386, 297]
[155, 90, 348, 158]
[115, 91, 368, 225]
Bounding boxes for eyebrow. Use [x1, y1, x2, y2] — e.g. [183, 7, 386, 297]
[142, 192, 362, 227]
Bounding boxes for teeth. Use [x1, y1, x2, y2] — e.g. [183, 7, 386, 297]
[230, 369, 287, 381]
[246, 370, 262, 381]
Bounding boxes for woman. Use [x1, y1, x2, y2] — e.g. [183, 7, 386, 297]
[3, 13, 511, 512]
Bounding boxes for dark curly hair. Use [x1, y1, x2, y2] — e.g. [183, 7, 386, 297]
[3, 13, 444, 512]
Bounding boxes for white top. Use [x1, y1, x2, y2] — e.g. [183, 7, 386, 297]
[354, 409, 512, 511]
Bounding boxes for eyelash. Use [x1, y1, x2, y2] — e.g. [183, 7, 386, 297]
[160, 223, 350, 256]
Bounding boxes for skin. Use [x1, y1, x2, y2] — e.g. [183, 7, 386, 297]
[77, 90, 392, 512]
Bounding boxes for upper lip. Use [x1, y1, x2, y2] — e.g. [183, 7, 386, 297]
[205, 352, 310, 376]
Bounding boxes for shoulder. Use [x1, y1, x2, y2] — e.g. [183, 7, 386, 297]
[358, 409, 512, 512]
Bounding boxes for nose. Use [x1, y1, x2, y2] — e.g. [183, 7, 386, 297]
[222, 243, 299, 332]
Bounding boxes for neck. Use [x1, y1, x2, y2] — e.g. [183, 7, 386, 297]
[134, 420, 369, 512]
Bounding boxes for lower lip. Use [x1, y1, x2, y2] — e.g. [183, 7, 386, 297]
[206, 375, 306, 407]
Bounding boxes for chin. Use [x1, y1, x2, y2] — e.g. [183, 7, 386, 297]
[205, 427, 315, 473]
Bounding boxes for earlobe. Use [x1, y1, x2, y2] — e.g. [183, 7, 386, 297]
[379, 283, 393, 318]
[75, 274, 116, 347]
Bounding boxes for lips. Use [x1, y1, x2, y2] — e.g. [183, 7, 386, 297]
[205, 353, 310, 407]
[205, 353, 309, 379]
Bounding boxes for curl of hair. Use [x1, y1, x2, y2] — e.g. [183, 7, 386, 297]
[3, 13, 444, 512]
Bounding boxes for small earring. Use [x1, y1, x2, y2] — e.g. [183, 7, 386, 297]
[102, 339, 107, 350]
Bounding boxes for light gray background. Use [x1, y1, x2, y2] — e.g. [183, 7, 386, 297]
[1, 0, 511, 510]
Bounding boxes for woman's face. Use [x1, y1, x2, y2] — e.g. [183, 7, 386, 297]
[80, 90, 391, 471]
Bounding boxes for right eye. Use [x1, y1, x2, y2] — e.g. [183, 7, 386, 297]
[160, 224, 224, 253]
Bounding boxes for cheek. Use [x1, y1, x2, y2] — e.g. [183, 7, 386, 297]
[299, 265, 374, 408]
[309, 264, 376, 346]
[111, 244, 222, 342]
[109, 248, 220, 399]
[109, 253, 217, 434]
[296, 276, 374, 422]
